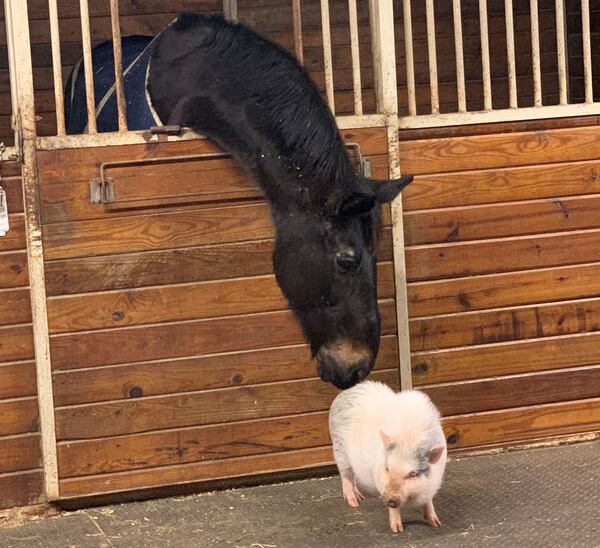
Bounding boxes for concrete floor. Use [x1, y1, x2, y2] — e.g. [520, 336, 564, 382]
[1, 441, 598, 548]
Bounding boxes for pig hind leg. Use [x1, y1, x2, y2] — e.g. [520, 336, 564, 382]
[423, 499, 442, 527]
[333, 447, 363, 507]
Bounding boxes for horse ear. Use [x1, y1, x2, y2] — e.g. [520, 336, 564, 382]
[371, 175, 414, 203]
[335, 191, 376, 218]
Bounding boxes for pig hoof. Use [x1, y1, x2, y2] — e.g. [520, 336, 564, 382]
[426, 515, 442, 527]
[390, 521, 404, 533]
[344, 493, 360, 508]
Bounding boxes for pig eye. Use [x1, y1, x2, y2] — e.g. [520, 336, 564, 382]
[406, 471, 418, 479]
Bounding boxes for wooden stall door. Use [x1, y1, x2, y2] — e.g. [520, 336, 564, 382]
[37, 128, 400, 499]
[0, 161, 45, 510]
[400, 123, 600, 449]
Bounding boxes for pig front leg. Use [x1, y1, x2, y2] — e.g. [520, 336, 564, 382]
[340, 468, 364, 507]
[388, 506, 404, 533]
[423, 499, 442, 527]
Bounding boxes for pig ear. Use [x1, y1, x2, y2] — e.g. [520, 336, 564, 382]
[429, 447, 444, 464]
[379, 430, 394, 449]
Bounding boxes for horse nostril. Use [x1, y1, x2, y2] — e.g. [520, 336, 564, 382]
[335, 250, 361, 273]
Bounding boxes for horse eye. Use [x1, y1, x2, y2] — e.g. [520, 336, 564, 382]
[335, 250, 361, 273]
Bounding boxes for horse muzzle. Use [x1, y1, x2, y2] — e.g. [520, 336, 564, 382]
[316, 340, 374, 389]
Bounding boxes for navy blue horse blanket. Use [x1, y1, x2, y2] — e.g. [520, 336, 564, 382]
[64, 35, 162, 134]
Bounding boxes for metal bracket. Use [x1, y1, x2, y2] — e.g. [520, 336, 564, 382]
[0, 185, 9, 236]
[89, 176, 115, 204]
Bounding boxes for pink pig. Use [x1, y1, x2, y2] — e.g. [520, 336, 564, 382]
[329, 381, 447, 533]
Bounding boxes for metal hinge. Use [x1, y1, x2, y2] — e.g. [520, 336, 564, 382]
[89, 176, 115, 204]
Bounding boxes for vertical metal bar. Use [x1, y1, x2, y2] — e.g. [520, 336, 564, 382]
[320, 0, 335, 111]
[109, 0, 127, 131]
[292, 0, 304, 64]
[348, 0, 363, 115]
[369, 0, 412, 391]
[4, 0, 59, 500]
[48, 0, 65, 135]
[479, 0, 492, 111]
[223, 0, 238, 22]
[425, 0, 439, 114]
[79, 0, 97, 133]
[453, 0, 466, 112]
[581, 0, 593, 104]
[530, 0, 542, 106]
[505, 0, 518, 108]
[403, 0, 416, 116]
[555, 0, 568, 105]
[3, 0, 19, 147]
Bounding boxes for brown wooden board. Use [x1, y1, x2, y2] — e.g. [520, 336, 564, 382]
[46, 262, 394, 333]
[407, 262, 600, 317]
[405, 229, 600, 282]
[411, 331, 600, 385]
[0, 215, 26, 252]
[404, 194, 600, 246]
[0, 251, 29, 289]
[0, 435, 41, 474]
[410, 297, 600, 351]
[0, 398, 39, 436]
[0, 289, 33, 326]
[402, 160, 600, 212]
[0, 471, 44, 510]
[52, 335, 399, 407]
[44, 228, 393, 296]
[50, 299, 397, 371]
[0, 361, 37, 400]
[399, 126, 600, 175]
[0, 325, 34, 363]
[0, 177, 24, 213]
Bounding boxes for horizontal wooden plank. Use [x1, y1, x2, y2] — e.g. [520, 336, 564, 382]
[47, 262, 394, 333]
[0, 324, 34, 362]
[59, 445, 333, 498]
[0, 289, 32, 326]
[410, 297, 600, 351]
[426, 365, 600, 416]
[0, 215, 26, 252]
[0, 470, 44, 510]
[408, 262, 600, 317]
[402, 159, 600, 211]
[406, 229, 600, 282]
[44, 228, 394, 295]
[398, 125, 600, 175]
[0, 177, 23, 213]
[52, 334, 398, 406]
[0, 398, 39, 436]
[39, 153, 390, 225]
[0, 435, 41, 474]
[412, 332, 600, 385]
[404, 194, 600, 246]
[444, 397, 600, 449]
[57, 412, 335, 478]
[0, 251, 29, 289]
[54, 368, 399, 441]
[0, 361, 37, 400]
[50, 299, 397, 370]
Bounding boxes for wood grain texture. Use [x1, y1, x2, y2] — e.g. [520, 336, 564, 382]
[443, 397, 600, 449]
[55, 369, 399, 441]
[399, 126, 600, 175]
[0, 398, 39, 436]
[46, 263, 394, 333]
[0, 289, 33, 326]
[0, 362, 37, 400]
[407, 262, 600, 317]
[0, 471, 44, 510]
[0, 215, 26, 252]
[411, 331, 600, 385]
[404, 194, 600, 246]
[0, 251, 29, 289]
[52, 335, 399, 406]
[406, 229, 600, 281]
[410, 297, 600, 351]
[401, 160, 600, 211]
[50, 299, 397, 371]
[0, 325, 35, 362]
[0, 178, 24, 213]
[0, 435, 42, 474]
[426, 365, 600, 416]
[44, 228, 394, 296]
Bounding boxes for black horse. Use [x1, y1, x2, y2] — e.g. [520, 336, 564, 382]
[147, 13, 413, 389]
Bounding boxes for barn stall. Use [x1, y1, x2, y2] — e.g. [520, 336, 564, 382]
[0, 0, 599, 511]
